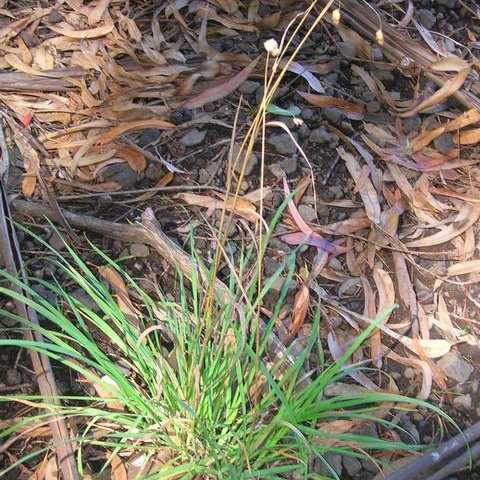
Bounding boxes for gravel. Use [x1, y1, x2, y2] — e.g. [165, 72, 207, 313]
[238, 80, 260, 95]
[267, 133, 297, 155]
[130, 243, 150, 257]
[434, 132, 455, 154]
[438, 350, 474, 383]
[180, 128, 206, 147]
[297, 204, 317, 222]
[343, 456, 362, 476]
[309, 127, 333, 144]
[231, 143, 258, 176]
[316, 453, 343, 477]
[418, 8, 437, 29]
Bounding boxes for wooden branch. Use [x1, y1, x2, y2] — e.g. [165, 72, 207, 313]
[0, 136, 80, 479]
[11, 199, 303, 375]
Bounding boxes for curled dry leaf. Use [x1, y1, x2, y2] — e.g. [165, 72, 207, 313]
[370, 269, 395, 367]
[183, 56, 260, 109]
[47, 20, 115, 38]
[410, 109, 480, 152]
[281, 177, 349, 254]
[297, 91, 364, 120]
[399, 68, 470, 117]
[92, 375, 124, 411]
[338, 147, 381, 224]
[280, 60, 325, 93]
[456, 127, 480, 145]
[406, 203, 480, 248]
[327, 332, 378, 390]
[99, 265, 139, 328]
[289, 284, 309, 340]
[437, 294, 456, 342]
[387, 351, 432, 400]
[115, 144, 146, 172]
[175, 192, 258, 222]
[447, 259, 480, 276]
[430, 57, 470, 72]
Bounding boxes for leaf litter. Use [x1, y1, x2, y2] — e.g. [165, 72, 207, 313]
[2, 0, 480, 478]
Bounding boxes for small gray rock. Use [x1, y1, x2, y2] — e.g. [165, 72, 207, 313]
[180, 129, 206, 148]
[102, 163, 137, 189]
[145, 163, 165, 181]
[71, 288, 101, 313]
[438, 351, 474, 383]
[138, 128, 161, 147]
[403, 115, 422, 135]
[309, 127, 332, 144]
[323, 107, 342, 124]
[338, 41, 357, 57]
[267, 133, 297, 155]
[316, 453, 343, 477]
[418, 9, 436, 29]
[130, 243, 150, 258]
[239, 80, 260, 95]
[436, 0, 456, 7]
[434, 132, 455, 154]
[301, 108, 314, 121]
[367, 101, 381, 113]
[297, 204, 317, 223]
[454, 393, 472, 409]
[6, 368, 22, 386]
[231, 143, 258, 176]
[281, 156, 297, 174]
[343, 456, 362, 476]
[372, 46, 383, 61]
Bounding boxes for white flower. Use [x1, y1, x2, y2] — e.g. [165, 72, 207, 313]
[264, 38, 280, 57]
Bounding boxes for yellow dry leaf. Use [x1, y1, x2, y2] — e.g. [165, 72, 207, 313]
[176, 192, 258, 222]
[32, 45, 55, 71]
[47, 20, 114, 39]
[87, 0, 111, 25]
[447, 259, 480, 276]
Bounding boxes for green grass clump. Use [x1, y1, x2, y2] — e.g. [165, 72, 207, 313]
[0, 227, 453, 480]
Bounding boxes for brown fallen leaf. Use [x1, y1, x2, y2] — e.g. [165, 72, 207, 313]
[183, 56, 260, 109]
[410, 109, 480, 152]
[289, 284, 309, 340]
[110, 453, 128, 480]
[437, 294, 456, 342]
[371, 269, 395, 367]
[115, 144, 146, 172]
[447, 259, 480, 276]
[297, 91, 364, 120]
[400, 67, 470, 117]
[406, 203, 480, 248]
[338, 147, 381, 224]
[455, 127, 480, 145]
[175, 192, 258, 222]
[94, 119, 175, 146]
[90, 374, 124, 411]
[47, 20, 114, 39]
[99, 265, 139, 328]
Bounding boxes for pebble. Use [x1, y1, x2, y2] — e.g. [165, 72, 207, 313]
[231, 143, 258, 176]
[367, 101, 381, 113]
[238, 80, 260, 95]
[281, 156, 298, 174]
[102, 163, 137, 189]
[145, 163, 164, 181]
[316, 453, 343, 477]
[433, 132, 454, 154]
[301, 108, 314, 120]
[338, 41, 357, 57]
[138, 128, 161, 147]
[298, 204, 317, 223]
[130, 243, 150, 258]
[454, 393, 472, 409]
[309, 127, 332, 144]
[436, 0, 456, 8]
[6, 368, 22, 386]
[438, 351, 474, 383]
[70, 288, 101, 313]
[267, 133, 297, 155]
[372, 46, 383, 61]
[323, 107, 342, 124]
[343, 456, 362, 476]
[404, 367, 415, 379]
[179, 129, 206, 148]
[402, 115, 422, 135]
[418, 9, 436, 29]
